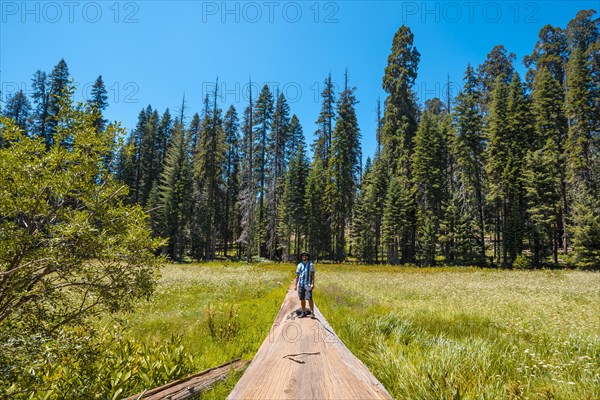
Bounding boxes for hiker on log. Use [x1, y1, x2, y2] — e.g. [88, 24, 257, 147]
[295, 252, 316, 319]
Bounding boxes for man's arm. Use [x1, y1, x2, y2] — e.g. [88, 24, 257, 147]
[310, 271, 315, 289]
[295, 273, 299, 290]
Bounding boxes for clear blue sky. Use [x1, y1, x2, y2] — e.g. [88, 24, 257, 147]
[1, 1, 598, 160]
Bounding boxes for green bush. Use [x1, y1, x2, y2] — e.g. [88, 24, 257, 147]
[1, 322, 194, 399]
[0, 90, 163, 334]
[0, 88, 167, 399]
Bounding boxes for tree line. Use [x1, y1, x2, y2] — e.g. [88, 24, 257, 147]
[3, 9, 598, 267]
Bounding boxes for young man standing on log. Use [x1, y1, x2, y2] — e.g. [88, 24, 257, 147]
[295, 252, 315, 319]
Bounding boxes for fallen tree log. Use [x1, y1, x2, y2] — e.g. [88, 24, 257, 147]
[123, 358, 248, 400]
[227, 282, 392, 399]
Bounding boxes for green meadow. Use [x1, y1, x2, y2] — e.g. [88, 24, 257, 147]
[122, 263, 599, 400]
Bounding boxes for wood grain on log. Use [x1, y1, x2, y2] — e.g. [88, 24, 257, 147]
[227, 282, 392, 399]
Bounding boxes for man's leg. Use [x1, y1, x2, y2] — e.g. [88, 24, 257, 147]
[305, 287, 315, 318]
[299, 287, 306, 317]
[308, 288, 315, 318]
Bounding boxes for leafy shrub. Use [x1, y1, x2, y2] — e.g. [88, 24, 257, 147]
[0, 322, 194, 399]
[0, 91, 164, 334]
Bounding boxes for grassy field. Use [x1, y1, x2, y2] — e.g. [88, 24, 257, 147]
[317, 265, 599, 399]
[123, 263, 599, 399]
[123, 262, 289, 365]
[120, 261, 291, 399]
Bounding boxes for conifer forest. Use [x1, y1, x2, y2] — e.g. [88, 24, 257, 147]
[3, 9, 599, 269]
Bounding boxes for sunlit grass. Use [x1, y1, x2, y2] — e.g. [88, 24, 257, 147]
[316, 266, 600, 399]
[123, 263, 599, 399]
[123, 261, 291, 370]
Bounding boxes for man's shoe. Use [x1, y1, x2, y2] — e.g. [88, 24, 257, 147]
[298, 311, 306, 318]
[311, 313, 316, 319]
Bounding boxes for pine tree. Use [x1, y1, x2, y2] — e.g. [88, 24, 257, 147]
[424, 98, 446, 115]
[288, 115, 304, 159]
[566, 9, 599, 53]
[266, 92, 290, 259]
[194, 87, 226, 260]
[352, 158, 379, 263]
[565, 47, 600, 265]
[46, 59, 70, 147]
[305, 158, 329, 260]
[3, 90, 31, 132]
[237, 83, 256, 261]
[565, 9, 599, 189]
[154, 120, 193, 260]
[524, 139, 561, 266]
[523, 25, 569, 86]
[585, 17, 600, 142]
[529, 66, 568, 262]
[327, 71, 361, 261]
[176, 93, 187, 126]
[381, 25, 420, 176]
[477, 45, 516, 111]
[306, 74, 338, 261]
[370, 155, 389, 263]
[87, 75, 114, 172]
[564, 11, 600, 186]
[117, 104, 174, 212]
[30, 70, 50, 143]
[116, 107, 147, 204]
[354, 100, 388, 264]
[485, 77, 510, 265]
[253, 85, 274, 257]
[380, 25, 420, 263]
[187, 112, 200, 155]
[504, 72, 534, 264]
[139, 107, 159, 206]
[485, 72, 534, 266]
[89, 75, 109, 132]
[412, 108, 450, 265]
[279, 137, 309, 261]
[223, 105, 241, 257]
[376, 96, 383, 156]
[383, 175, 414, 265]
[156, 109, 173, 178]
[452, 64, 486, 264]
[313, 74, 337, 166]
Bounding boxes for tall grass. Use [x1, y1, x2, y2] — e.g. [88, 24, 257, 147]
[89, 263, 598, 399]
[3, 262, 292, 399]
[123, 261, 291, 370]
[316, 266, 599, 399]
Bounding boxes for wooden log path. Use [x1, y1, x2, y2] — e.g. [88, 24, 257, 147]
[227, 282, 392, 399]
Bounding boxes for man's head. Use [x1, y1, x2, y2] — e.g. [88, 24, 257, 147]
[301, 252, 310, 261]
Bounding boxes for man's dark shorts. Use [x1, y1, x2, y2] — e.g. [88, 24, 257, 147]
[298, 286, 313, 300]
